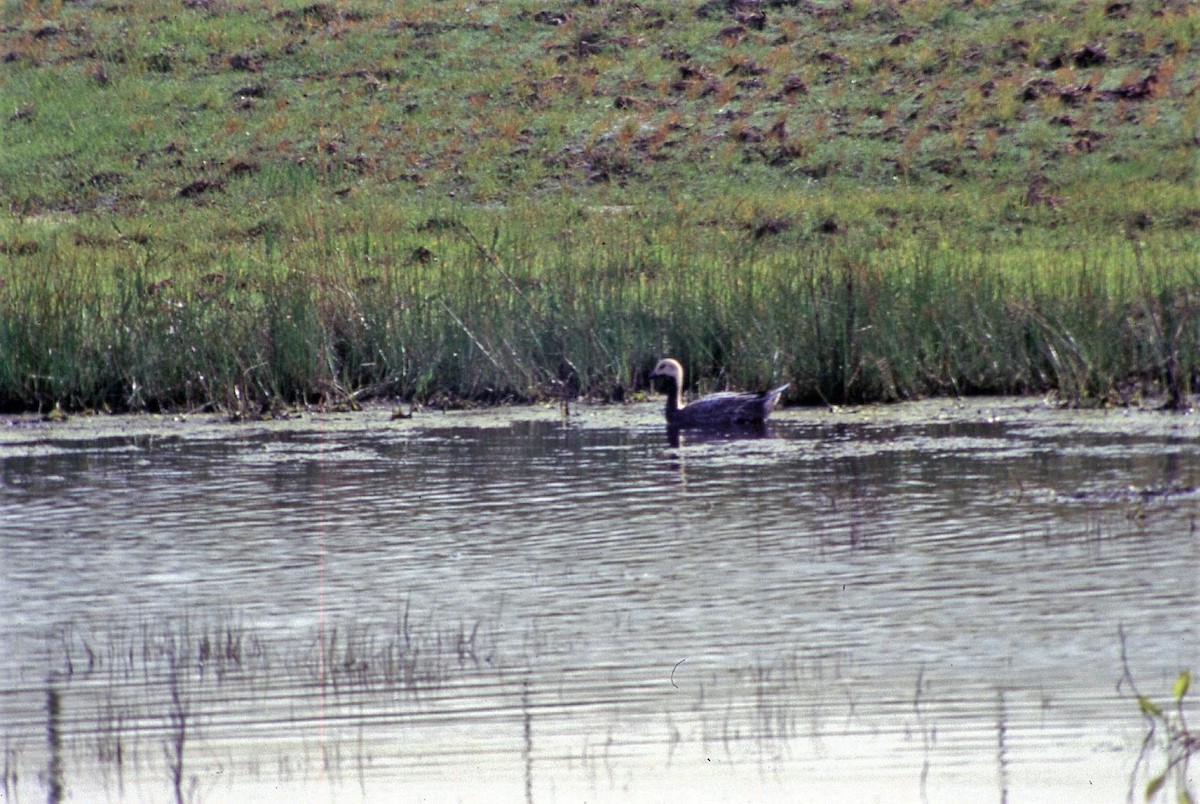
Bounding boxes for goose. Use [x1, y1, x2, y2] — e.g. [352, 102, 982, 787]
[648, 358, 789, 428]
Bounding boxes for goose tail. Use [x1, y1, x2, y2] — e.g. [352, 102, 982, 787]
[762, 383, 789, 417]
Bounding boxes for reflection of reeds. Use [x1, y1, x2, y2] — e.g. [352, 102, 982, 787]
[49, 618, 266, 686]
[95, 694, 125, 796]
[691, 650, 818, 758]
[164, 653, 188, 804]
[996, 689, 1010, 804]
[7, 610, 503, 800]
[14, 613, 1188, 801]
[522, 677, 533, 804]
[45, 683, 63, 804]
[318, 606, 488, 694]
[1, 743, 15, 802]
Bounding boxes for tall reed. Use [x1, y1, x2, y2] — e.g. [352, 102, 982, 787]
[1, 201, 1196, 412]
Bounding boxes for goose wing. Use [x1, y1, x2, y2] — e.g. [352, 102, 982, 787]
[680, 390, 778, 426]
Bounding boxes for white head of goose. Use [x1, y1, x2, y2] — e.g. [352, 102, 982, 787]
[649, 358, 789, 428]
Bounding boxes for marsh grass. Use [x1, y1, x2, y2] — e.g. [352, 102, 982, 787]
[1, 0, 1197, 411]
[1120, 628, 1197, 802]
[1, 196, 1197, 411]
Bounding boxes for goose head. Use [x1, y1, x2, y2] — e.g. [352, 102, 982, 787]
[649, 358, 684, 387]
[649, 358, 685, 412]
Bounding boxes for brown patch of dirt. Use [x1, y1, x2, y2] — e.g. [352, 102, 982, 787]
[178, 178, 225, 199]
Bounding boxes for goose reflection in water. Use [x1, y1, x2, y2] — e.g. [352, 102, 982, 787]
[664, 419, 774, 449]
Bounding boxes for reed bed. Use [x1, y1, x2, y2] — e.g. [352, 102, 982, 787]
[1, 196, 1196, 412]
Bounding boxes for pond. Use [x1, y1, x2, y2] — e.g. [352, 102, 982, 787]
[1, 398, 1197, 803]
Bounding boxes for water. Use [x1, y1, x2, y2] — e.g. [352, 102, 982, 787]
[1, 399, 1197, 803]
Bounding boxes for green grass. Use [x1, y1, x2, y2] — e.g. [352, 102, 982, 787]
[1, 0, 1198, 412]
[1121, 627, 1197, 803]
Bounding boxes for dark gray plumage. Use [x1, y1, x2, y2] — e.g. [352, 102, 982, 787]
[649, 358, 788, 428]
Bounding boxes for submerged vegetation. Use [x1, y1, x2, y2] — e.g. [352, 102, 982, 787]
[0, 0, 1197, 412]
[3, 612, 498, 803]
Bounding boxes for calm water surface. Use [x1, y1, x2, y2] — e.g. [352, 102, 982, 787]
[1, 399, 1197, 803]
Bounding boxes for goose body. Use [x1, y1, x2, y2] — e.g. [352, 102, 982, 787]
[649, 358, 789, 428]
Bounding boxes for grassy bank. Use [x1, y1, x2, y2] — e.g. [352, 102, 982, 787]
[1, 0, 1198, 412]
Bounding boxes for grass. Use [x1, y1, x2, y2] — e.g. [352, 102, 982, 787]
[1121, 627, 1197, 802]
[0, 0, 1198, 412]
